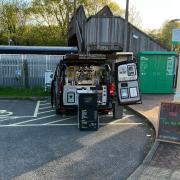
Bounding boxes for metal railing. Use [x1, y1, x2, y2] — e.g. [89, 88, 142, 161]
[0, 54, 63, 88]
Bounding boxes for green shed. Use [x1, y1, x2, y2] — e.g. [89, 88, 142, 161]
[138, 51, 177, 94]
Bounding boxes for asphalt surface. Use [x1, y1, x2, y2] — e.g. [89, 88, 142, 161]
[0, 99, 155, 180]
[0, 100, 37, 117]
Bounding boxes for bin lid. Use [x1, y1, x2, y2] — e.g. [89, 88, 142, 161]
[139, 51, 176, 55]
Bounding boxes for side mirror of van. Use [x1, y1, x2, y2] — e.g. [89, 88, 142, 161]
[62, 64, 67, 71]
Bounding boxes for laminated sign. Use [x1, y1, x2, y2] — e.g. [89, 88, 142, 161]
[78, 93, 99, 131]
[115, 61, 141, 105]
[158, 102, 180, 144]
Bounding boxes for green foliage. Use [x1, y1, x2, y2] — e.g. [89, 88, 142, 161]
[0, 0, 137, 46]
[128, 5, 142, 29]
[147, 21, 180, 52]
[0, 87, 49, 97]
[108, 2, 124, 16]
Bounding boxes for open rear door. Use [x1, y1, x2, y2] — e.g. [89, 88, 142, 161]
[115, 61, 141, 105]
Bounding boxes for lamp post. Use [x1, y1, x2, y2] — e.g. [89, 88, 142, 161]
[123, 0, 129, 52]
[67, 0, 76, 44]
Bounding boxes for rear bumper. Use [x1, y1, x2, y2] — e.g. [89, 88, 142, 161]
[59, 103, 112, 112]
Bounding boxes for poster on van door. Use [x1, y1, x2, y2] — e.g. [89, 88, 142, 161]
[115, 61, 141, 105]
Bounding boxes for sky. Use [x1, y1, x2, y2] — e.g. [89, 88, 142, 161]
[113, 0, 180, 30]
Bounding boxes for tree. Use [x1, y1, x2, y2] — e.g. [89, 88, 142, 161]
[0, 0, 129, 46]
[108, 1, 124, 16]
[82, 0, 123, 16]
[31, 0, 123, 45]
[0, 0, 31, 45]
[128, 5, 142, 28]
[147, 21, 180, 52]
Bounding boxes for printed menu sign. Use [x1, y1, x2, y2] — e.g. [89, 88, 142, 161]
[158, 102, 180, 144]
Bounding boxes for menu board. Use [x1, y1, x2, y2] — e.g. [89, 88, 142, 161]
[158, 102, 180, 144]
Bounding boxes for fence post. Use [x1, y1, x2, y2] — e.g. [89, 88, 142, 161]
[22, 55, 29, 88]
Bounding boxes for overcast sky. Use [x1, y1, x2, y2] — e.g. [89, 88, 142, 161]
[113, 0, 180, 29]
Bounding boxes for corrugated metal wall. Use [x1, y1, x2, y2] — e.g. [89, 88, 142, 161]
[0, 54, 63, 87]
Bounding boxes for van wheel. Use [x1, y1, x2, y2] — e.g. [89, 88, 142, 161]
[100, 109, 111, 115]
[53, 91, 61, 115]
[55, 99, 62, 115]
[101, 111, 109, 115]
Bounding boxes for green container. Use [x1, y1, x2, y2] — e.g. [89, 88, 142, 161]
[138, 51, 177, 94]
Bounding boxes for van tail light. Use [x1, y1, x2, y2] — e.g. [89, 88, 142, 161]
[58, 82, 62, 94]
[108, 83, 115, 97]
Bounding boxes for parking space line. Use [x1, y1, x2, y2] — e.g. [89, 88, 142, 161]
[38, 109, 55, 114]
[100, 122, 143, 125]
[102, 115, 134, 124]
[0, 118, 11, 122]
[0, 116, 34, 122]
[0, 123, 77, 127]
[11, 114, 57, 125]
[43, 116, 76, 125]
[0, 122, 143, 127]
[0, 117, 9, 119]
[40, 100, 48, 103]
[33, 101, 40, 117]
[39, 106, 52, 110]
[6, 116, 34, 118]
[40, 102, 51, 106]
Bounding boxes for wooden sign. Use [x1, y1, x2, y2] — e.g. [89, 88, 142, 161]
[158, 102, 180, 144]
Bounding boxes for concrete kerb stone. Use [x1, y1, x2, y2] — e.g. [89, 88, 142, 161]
[126, 105, 159, 180]
[127, 141, 159, 180]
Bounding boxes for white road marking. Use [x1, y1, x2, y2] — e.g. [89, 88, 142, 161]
[0, 122, 143, 127]
[43, 116, 76, 125]
[10, 116, 34, 118]
[0, 124, 77, 127]
[0, 116, 35, 122]
[40, 100, 48, 103]
[38, 109, 55, 114]
[11, 114, 56, 125]
[104, 115, 134, 124]
[0, 110, 13, 117]
[0, 117, 9, 119]
[39, 106, 52, 110]
[100, 122, 143, 125]
[33, 101, 40, 117]
[0, 118, 11, 122]
[40, 102, 51, 106]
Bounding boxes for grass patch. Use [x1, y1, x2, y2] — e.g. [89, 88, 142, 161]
[0, 87, 50, 97]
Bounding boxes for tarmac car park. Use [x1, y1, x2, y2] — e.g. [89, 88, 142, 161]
[0, 99, 154, 180]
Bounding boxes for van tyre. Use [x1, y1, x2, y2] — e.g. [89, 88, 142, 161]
[53, 90, 61, 115]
